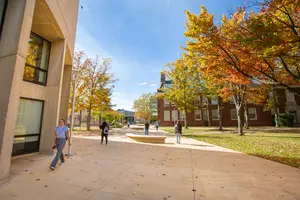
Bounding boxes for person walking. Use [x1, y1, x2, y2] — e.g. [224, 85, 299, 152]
[144, 121, 150, 135]
[155, 121, 159, 131]
[174, 120, 182, 144]
[50, 119, 71, 170]
[100, 120, 109, 145]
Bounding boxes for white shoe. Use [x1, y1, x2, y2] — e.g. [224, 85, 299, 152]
[49, 166, 55, 170]
[60, 162, 65, 166]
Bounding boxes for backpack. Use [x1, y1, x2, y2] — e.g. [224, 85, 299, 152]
[104, 126, 109, 134]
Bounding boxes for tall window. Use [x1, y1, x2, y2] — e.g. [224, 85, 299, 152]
[195, 110, 201, 120]
[248, 108, 257, 120]
[13, 98, 44, 156]
[195, 96, 201, 106]
[231, 109, 237, 120]
[211, 109, 219, 120]
[203, 109, 208, 120]
[164, 110, 170, 121]
[286, 90, 295, 102]
[172, 110, 178, 121]
[0, 0, 7, 39]
[23, 32, 51, 85]
[164, 98, 170, 107]
[211, 97, 218, 105]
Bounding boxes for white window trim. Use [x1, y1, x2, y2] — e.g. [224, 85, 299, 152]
[248, 108, 257, 120]
[164, 110, 170, 121]
[211, 109, 219, 120]
[231, 109, 237, 120]
[195, 110, 202, 121]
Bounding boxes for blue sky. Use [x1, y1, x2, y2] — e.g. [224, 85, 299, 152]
[75, 0, 248, 111]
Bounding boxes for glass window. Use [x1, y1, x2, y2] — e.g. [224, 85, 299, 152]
[195, 110, 201, 120]
[212, 109, 219, 120]
[248, 108, 257, 120]
[202, 96, 208, 103]
[23, 32, 50, 85]
[164, 98, 170, 107]
[286, 90, 295, 102]
[179, 110, 184, 120]
[231, 109, 237, 120]
[211, 97, 218, 105]
[164, 110, 170, 121]
[0, 0, 7, 39]
[195, 96, 201, 106]
[172, 110, 178, 121]
[13, 98, 44, 156]
[203, 109, 208, 120]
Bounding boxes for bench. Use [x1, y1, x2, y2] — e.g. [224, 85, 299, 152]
[131, 127, 144, 130]
[126, 133, 166, 144]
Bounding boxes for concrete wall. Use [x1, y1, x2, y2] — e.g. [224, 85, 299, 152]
[0, 0, 79, 184]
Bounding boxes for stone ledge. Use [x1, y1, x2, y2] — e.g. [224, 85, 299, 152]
[126, 133, 166, 144]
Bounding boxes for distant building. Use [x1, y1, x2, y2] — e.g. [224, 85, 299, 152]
[117, 109, 135, 123]
[157, 73, 300, 127]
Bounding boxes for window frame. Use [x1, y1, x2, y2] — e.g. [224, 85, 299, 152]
[13, 97, 44, 156]
[0, 0, 8, 39]
[211, 97, 218, 105]
[230, 109, 237, 120]
[23, 32, 51, 86]
[195, 110, 201, 121]
[164, 110, 170, 121]
[211, 109, 219, 120]
[248, 108, 257, 120]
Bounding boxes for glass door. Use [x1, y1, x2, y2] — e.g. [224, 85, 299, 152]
[12, 98, 44, 156]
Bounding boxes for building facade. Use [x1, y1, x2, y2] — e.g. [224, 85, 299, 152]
[0, 0, 79, 184]
[157, 74, 300, 127]
[117, 109, 135, 123]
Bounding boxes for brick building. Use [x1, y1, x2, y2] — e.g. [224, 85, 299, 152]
[157, 74, 300, 127]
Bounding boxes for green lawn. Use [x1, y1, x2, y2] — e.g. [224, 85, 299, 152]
[161, 127, 300, 168]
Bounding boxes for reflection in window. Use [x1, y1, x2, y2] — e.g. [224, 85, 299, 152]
[212, 109, 219, 120]
[195, 110, 201, 120]
[23, 32, 50, 85]
[248, 108, 257, 120]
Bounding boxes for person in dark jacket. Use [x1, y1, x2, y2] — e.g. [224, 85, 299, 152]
[174, 120, 182, 144]
[144, 121, 150, 135]
[99, 120, 109, 145]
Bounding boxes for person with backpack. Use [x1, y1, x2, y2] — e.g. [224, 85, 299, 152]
[174, 120, 182, 144]
[100, 120, 109, 145]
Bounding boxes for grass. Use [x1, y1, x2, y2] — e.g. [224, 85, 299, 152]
[161, 126, 300, 168]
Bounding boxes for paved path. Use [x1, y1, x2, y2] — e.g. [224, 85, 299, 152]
[1, 128, 300, 200]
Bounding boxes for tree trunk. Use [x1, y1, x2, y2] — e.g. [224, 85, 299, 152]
[184, 109, 188, 129]
[218, 97, 223, 131]
[237, 106, 244, 136]
[207, 101, 211, 126]
[98, 112, 102, 127]
[79, 110, 82, 130]
[87, 107, 91, 131]
[244, 100, 249, 129]
[272, 87, 280, 128]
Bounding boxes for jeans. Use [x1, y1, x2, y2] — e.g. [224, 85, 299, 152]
[101, 133, 108, 144]
[145, 128, 149, 135]
[176, 133, 181, 143]
[50, 138, 66, 167]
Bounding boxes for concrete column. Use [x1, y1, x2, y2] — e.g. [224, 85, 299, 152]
[39, 40, 66, 153]
[0, 0, 36, 185]
[59, 65, 72, 121]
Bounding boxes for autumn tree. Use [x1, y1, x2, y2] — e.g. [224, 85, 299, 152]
[162, 55, 203, 129]
[133, 93, 157, 121]
[72, 54, 117, 130]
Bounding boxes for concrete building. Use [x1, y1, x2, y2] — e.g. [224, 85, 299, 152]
[157, 74, 300, 127]
[0, 0, 79, 184]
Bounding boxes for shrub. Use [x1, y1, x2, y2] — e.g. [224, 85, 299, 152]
[278, 113, 294, 127]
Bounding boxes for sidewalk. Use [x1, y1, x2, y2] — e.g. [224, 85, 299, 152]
[1, 128, 300, 200]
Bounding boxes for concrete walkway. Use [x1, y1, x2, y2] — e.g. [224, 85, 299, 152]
[1, 128, 300, 200]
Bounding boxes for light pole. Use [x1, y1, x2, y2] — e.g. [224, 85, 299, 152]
[67, 71, 79, 156]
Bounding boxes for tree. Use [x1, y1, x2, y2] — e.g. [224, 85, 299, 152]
[162, 55, 203, 129]
[72, 54, 117, 131]
[133, 93, 157, 121]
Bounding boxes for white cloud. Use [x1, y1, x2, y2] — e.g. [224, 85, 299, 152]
[149, 84, 157, 87]
[138, 82, 148, 86]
